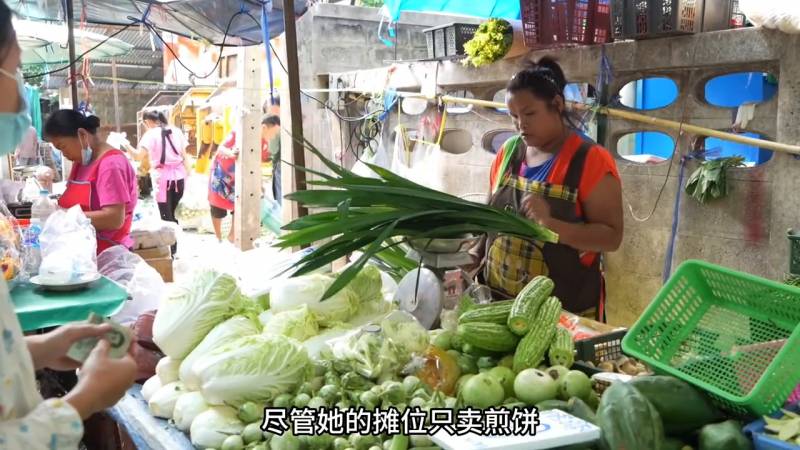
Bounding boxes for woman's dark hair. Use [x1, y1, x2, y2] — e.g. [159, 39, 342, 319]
[262, 114, 280, 127]
[506, 56, 567, 104]
[44, 110, 101, 137]
[0, 1, 14, 63]
[507, 56, 584, 130]
[143, 109, 168, 125]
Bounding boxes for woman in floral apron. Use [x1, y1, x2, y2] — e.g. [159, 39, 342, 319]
[474, 58, 623, 322]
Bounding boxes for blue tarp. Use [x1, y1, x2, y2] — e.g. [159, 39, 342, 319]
[8, 0, 308, 45]
[384, 0, 520, 22]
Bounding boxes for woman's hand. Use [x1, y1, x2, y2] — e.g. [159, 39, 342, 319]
[522, 194, 554, 229]
[26, 323, 114, 371]
[64, 340, 138, 419]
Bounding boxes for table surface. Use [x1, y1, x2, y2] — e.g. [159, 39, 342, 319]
[108, 384, 194, 450]
[11, 276, 128, 331]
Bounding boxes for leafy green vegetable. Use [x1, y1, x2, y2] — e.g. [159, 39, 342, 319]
[463, 19, 513, 68]
[275, 137, 558, 300]
[179, 316, 261, 390]
[685, 156, 745, 204]
[269, 273, 360, 326]
[148, 381, 185, 419]
[193, 334, 310, 407]
[261, 305, 319, 341]
[153, 271, 253, 359]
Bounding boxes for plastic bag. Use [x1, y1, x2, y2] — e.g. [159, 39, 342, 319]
[130, 214, 180, 250]
[740, 0, 800, 33]
[328, 311, 429, 380]
[0, 202, 24, 284]
[38, 205, 97, 284]
[98, 246, 166, 326]
[175, 174, 211, 231]
[389, 125, 446, 191]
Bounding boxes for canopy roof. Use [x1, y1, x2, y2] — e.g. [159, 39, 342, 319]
[9, 0, 308, 45]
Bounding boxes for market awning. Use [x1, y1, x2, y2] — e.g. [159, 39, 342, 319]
[382, 0, 520, 22]
[8, 0, 308, 45]
[15, 19, 134, 66]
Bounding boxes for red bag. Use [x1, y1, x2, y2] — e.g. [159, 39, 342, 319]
[130, 310, 163, 383]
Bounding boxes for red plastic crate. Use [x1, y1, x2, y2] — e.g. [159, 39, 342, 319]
[521, 0, 612, 48]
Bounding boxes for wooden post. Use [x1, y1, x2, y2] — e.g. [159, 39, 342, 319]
[233, 46, 263, 251]
[65, 0, 79, 110]
[111, 58, 121, 132]
[281, 0, 308, 224]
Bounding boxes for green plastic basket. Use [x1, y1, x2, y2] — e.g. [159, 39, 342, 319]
[622, 260, 800, 417]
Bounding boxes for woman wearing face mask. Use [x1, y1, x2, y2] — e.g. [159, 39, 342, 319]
[44, 110, 138, 254]
[0, 4, 137, 449]
[474, 57, 623, 322]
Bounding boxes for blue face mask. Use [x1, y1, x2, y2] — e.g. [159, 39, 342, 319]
[0, 68, 32, 155]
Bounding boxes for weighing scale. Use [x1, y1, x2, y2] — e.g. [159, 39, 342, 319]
[394, 236, 489, 329]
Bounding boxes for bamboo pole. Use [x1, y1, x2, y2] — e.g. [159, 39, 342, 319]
[313, 87, 800, 155]
[437, 95, 800, 156]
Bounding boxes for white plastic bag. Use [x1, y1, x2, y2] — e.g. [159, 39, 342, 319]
[389, 125, 446, 191]
[740, 0, 800, 33]
[39, 205, 97, 283]
[98, 245, 165, 325]
[175, 174, 212, 231]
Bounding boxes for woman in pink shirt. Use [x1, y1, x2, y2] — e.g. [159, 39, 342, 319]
[44, 110, 138, 254]
[137, 110, 188, 225]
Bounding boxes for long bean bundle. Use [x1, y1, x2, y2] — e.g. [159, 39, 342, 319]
[276, 139, 558, 299]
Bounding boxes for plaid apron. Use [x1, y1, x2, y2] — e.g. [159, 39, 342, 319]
[484, 136, 603, 316]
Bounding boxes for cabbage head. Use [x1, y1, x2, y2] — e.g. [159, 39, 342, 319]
[348, 264, 383, 304]
[262, 305, 319, 341]
[194, 334, 310, 407]
[173, 391, 210, 432]
[190, 406, 244, 449]
[148, 381, 186, 419]
[269, 274, 359, 326]
[179, 315, 261, 390]
[153, 271, 249, 359]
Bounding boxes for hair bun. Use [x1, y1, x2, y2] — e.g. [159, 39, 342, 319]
[84, 115, 101, 128]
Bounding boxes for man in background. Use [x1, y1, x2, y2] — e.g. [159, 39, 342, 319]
[265, 96, 282, 204]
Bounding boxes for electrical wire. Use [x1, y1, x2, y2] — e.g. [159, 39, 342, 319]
[23, 23, 135, 80]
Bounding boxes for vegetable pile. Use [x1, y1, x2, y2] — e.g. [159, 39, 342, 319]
[142, 267, 770, 450]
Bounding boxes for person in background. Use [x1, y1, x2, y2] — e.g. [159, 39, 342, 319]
[266, 97, 282, 204]
[137, 110, 188, 226]
[14, 125, 37, 166]
[472, 57, 623, 322]
[261, 114, 280, 163]
[208, 130, 237, 243]
[44, 111, 138, 254]
[0, 4, 137, 448]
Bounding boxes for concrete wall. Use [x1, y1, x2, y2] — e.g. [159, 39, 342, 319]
[320, 27, 800, 326]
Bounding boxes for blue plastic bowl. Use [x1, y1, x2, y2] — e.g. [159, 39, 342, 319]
[743, 404, 800, 450]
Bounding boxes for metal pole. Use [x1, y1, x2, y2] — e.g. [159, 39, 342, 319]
[111, 58, 121, 131]
[282, 0, 308, 218]
[65, 0, 79, 109]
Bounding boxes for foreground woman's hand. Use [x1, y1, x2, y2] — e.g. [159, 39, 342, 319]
[27, 322, 114, 371]
[64, 340, 138, 420]
[522, 193, 554, 229]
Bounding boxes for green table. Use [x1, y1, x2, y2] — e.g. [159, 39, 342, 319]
[11, 276, 129, 331]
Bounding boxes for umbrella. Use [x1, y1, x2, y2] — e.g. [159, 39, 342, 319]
[14, 19, 133, 66]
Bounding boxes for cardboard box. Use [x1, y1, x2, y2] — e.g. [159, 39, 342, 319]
[144, 256, 173, 283]
[134, 246, 171, 260]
